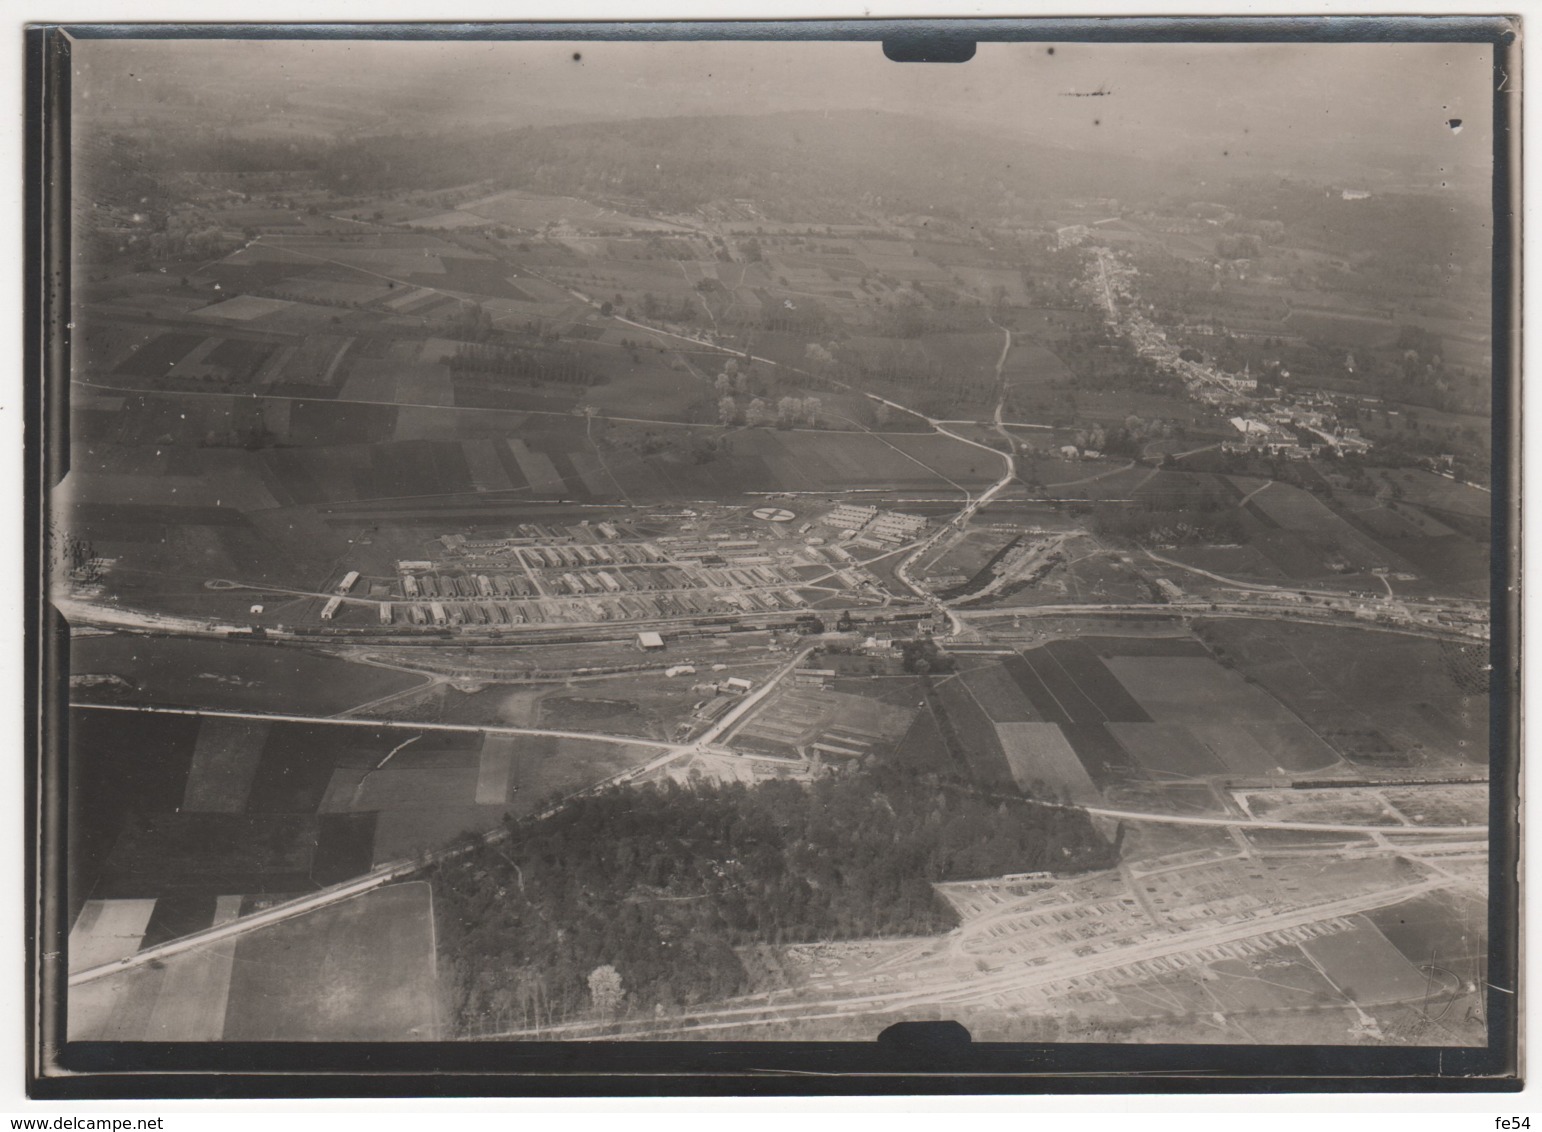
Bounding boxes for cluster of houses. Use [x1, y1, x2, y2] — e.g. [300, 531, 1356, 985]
[1083, 245, 1376, 460]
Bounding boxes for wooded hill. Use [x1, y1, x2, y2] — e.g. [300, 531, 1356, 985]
[430, 767, 1116, 1034]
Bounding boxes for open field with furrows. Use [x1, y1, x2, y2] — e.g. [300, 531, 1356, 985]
[1193, 620, 1488, 771]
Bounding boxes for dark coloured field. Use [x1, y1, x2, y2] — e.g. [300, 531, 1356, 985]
[1195, 620, 1487, 768]
[69, 710, 506, 935]
[1106, 723, 1226, 779]
[70, 501, 247, 528]
[70, 635, 428, 717]
[1367, 891, 1486, 971]
[94, 812, 319, 899]
[885, 705, 953, 775]
[286, 399, 399, 445]
[69, 707, 201, 918]
[929, 676, 1015, 789]
[205, 337, 279, 383]
[1003, 642, 1152, 725]
[314, 813, 383, 883]
[956, 662, 1038, 722]
[1058, 722, 1139, 786]
[1379, 534, 1490, 595]
[1082, 635, 1213, 660]
[138, 892, 219, 948]
[114, 332, 205, 378]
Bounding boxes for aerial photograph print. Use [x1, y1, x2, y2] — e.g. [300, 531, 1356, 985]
[39, 25, 1514, 1078]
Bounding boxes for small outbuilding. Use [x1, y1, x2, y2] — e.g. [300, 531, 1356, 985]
[636, 631, 665, 651]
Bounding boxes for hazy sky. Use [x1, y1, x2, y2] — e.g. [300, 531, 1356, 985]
[76, 37, 1495, 183]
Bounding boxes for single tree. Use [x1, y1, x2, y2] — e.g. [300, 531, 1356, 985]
[587, 965, 625, 1016]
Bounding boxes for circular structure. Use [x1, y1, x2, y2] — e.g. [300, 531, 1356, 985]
[751, 506, 796, 523]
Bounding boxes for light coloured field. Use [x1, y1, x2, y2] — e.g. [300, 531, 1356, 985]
[181, 717, 270, 812]
[394, 362, 455, 407]
[69, 899, 158, 973]
[372, 806, 510, 863]
[1300, 918, 1432, 1005]
[194, 295, 297, 321]
[1238, 720, 1342, 772]
[1242, 788, 1405, 826]
[392, 405, 463, 441]
[994, 722, 1099, 803]
[383, 285, 440, 311]
[1103, 656, 1296, 724]
[69, 895, 245, 1040]
[222, 882, 440, 1040]
[462, 439, 518, 492]
[476, 735, 517, 804]
[507, 439, 566, 495]
[1186, 722, 1299, 778]
[337, 363, 402, 402]
[413, 210, 495, 229]
[355, 767, 482, 810]
[278, 276, 396, 306]
[1105, 722, 1225, 779]
[462, 189, 669, 232]
[957, 665, 1039, 722]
